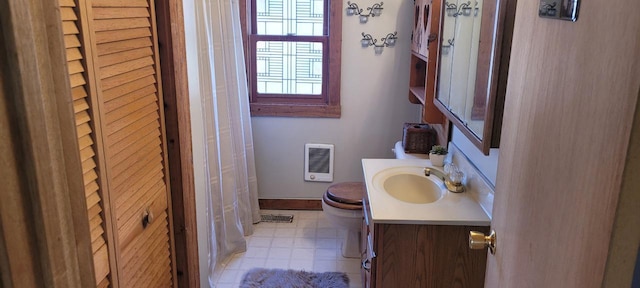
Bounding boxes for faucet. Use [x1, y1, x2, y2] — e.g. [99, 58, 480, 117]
[424, 167, 465, 193]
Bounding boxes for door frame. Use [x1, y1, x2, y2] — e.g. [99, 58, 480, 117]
[155, 0, 200, 287]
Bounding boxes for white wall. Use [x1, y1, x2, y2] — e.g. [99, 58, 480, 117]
[253, 1, 421, 199]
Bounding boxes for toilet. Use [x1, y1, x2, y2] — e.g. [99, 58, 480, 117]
[321, 141, 428, 258]
[321, 182, 363, 258]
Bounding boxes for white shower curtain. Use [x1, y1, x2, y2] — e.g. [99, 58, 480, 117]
[191, 0, 261, 284]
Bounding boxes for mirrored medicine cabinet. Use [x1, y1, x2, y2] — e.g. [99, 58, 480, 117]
[434, 0, 516, 154]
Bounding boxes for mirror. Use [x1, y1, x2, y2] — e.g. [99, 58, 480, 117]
[434, 0, 514, 154]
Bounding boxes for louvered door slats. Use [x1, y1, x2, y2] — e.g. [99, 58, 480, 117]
[101, 56, 154, 79]
[96, 29, 152, 45]
[79, 145, 95, 163]
[116, 180, 165, 236]
[81, 158, 96, 174]
[92, 231, 106, 251]
[147, 226, 172, 287]
[118, 186, 166, 251]
[60, 8, 77, 21]
[70, 73, 87, 88]
[109, 117, 159, 153]
[61, 0, 173, 285]
[60, 0, 75, 6]
[98, 278, 109, 288]
[104, 84, 156, 111]
[67, 48, 83, 61]
[110, 128, 160, 166]
[105, 92, 156, 122]
[122, 219, 166, 285]
[90, 1, 173, 286]
[93, 243, 110, 284]
[87, 199, 102, 219]
[110, 146, 162, 192]
[114, 170, 163, 218]
[120, 207, 165, 264]
[97, 38, 152, 57]
[63, 21, 80, 34]
[88, 212, 103, 235]
[105, 100, 158, 135]
[93, 236, 106, 253]
[78, 134, 93, 150]
[74, 98, 89, 113]
[94, 18, 151, 32]
[101, 66, 156, 91]
[59, 0, 112, 286]
[133, 238, 171, 288]
[65, 35, 81, 48]
[68, 60, 84, 74]
[76, 111, 91, 126]
[93, 0, 148, 7]
[83, 169, 98, 188]
[71, 86, 88, 100]
[85, 181, 99, 196]
[122, 212, 170, 286]
[110, 151, 161, 191]
[102, 75, 155, 101]
[94, 7, 149, 19]
[116, 179, 164, 228]
[77, 123, 92, 139]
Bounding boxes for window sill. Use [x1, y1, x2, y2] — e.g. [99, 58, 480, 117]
[249, 103, 341, 118]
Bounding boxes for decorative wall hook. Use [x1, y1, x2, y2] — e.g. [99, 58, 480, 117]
[539, 2, 557, 16]
[361, 32, 397, 54]
[441, 38, 454, 54]
[346, 1, 384, 23]
[445, 1, 472, 17]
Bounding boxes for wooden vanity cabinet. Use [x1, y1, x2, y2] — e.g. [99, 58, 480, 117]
[362, 194, 489, 287]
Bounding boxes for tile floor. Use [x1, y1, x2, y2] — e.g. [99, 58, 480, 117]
[211, 210, 363, 288]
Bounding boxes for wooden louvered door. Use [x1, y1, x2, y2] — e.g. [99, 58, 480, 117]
[59, 0, 176, 286]
[89, 0, 176, 286]
[59, 0, 115, 287]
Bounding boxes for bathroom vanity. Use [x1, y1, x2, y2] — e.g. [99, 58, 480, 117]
[361, 159, 490, 288]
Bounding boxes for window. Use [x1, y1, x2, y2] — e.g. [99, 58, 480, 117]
[242, 0, 342, 117]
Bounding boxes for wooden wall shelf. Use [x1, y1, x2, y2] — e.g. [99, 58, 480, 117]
[408, 0, 447, 145]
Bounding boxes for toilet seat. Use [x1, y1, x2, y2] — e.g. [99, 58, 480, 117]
[323, 182, 363, 210]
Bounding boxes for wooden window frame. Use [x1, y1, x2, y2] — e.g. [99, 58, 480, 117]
[241, 0, 342, 118]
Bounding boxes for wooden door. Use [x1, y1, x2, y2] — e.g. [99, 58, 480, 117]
[88, 0, 176, 286]
[59, 0, 176, 286]
[59, 0, 115, 286]
[485, 0, 640, 287]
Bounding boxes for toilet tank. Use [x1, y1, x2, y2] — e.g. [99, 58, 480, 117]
[393, 141, 429, 159]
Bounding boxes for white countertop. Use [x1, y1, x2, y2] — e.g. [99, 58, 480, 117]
[362, 158, 491, 226]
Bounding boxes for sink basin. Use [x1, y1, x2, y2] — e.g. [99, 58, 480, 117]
[373, 166, 445, 204]
[383, 174, 443, 203]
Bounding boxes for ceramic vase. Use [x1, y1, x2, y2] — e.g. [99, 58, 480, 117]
[429, 153, 446, 166]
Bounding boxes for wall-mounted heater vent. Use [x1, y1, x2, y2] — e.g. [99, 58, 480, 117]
[304, 143, 334, 182]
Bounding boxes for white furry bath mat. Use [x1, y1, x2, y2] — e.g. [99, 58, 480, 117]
[239, 268, 350, 288]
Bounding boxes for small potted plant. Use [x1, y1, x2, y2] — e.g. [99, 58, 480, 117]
[429, 145, 448, 166]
